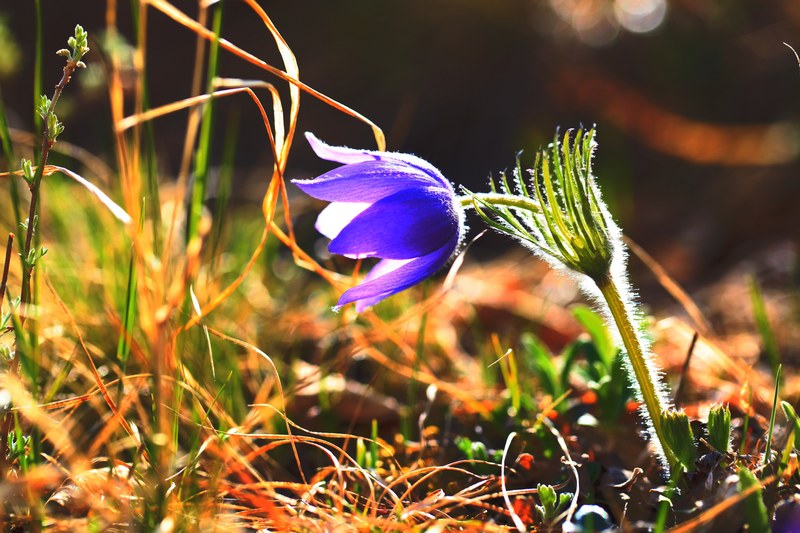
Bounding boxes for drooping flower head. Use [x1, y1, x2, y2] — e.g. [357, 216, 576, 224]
[293, 133, 464, 311]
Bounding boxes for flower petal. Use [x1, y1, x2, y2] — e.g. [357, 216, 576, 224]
[315, 201, 371, 240]
[337, 236, 458, 311]
[305, 132, 379, 165]
[293, 160, 440, 203]
[329, 187, 458, 259]
[305, 132, 453, 191]
[348, 258, 412, 311]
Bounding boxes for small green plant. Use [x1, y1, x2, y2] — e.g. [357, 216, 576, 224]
[455, 435, 503, 475]
[763, 364, 783, 470]
[20, 24, 88, 305]
[780, 401, 800, 476]
[518, 332, 576, 411]
[661, 410, 696, 472]
[707, 403, 732, 454]
[535, 483, 573, 525]
[518, 312, 633, 421]
[571, 305, 632, 421]
[738, 465, 770, 533]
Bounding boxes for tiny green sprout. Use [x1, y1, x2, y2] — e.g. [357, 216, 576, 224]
[535, 483, 572, 523]
[779, 401, 799, 476]
[23, 246, 48, 269]
[20, 159, 34, 185]
[47, 112, 64, 142]
[355, 437, 368, 469]
[661, 409, 696, 471]
[66, 25, 90, 63]
[0, 345, 12, 362]
[707, 403, 732, 453]
[455, 436, 490, 462]
[36, 94, 51, 119]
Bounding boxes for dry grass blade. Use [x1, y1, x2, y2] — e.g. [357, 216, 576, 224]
[625, 235, 710, 335]
[145, 0, 385, 150]
[205, 326, 307, 485]
[0, 166, 131, 224]
[8, 128, 114, 184]
[115, 83, 281, 330]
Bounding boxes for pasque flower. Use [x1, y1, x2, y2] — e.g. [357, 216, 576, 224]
[293, 133, 464, 311]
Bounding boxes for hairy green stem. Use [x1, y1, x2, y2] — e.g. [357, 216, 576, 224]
[459, 193, 541, 213]
[596, 273, 677, 469]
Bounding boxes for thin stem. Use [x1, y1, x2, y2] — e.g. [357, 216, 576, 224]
[596, 272, 678, 470]
[0, 233, 14, 482]
[20, 60, 81, 307]
[0, 233, 14, 312]
[458, 193, 540, 213]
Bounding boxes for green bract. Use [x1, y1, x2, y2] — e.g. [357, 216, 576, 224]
[661, 409, 696, 471]
[707, 403, 732, 453]
[472, 128, 614, 282]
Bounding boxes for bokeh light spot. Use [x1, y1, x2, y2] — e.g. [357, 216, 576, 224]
[614, 0, 668, 34]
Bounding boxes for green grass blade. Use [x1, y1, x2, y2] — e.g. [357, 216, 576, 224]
[748, 275, 781, 375]
[780, 401, 799, 476]
[130, 0, 162, 254]
[116, 202, 144, 377]
[115, 248, 138, 372]
[762, 364, 782, 471]
[188, 2, 224, 243]
[520, 333, 560, 399]
[33, 0, 43, 148]
[572, 304, 616, 368]
[0, 87, 22, 227]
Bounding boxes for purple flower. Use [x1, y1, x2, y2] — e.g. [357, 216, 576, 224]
[293, 133, 464, 312]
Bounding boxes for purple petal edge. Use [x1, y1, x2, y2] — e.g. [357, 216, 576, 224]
[304, 132, 453, 191]
[336, 235, 459, 311]
[292, 160, 440, 203]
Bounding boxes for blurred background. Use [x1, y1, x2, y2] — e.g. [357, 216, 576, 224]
[1, 0, 799, 294]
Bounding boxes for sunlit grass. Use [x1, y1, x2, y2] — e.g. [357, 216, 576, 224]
[0, 1, 796, 531]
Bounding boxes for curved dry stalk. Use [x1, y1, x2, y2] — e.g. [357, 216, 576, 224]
[112, 84, 282, 332]
[542, 417, 579, 527]
[390, 462, 497, 511]
[205, 326, 307, 486]
[144, 0, 385, 151]
[624, 235, 710, 336]
[500, 432, 525, 532]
